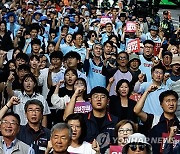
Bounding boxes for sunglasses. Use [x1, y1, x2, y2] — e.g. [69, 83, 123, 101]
[129, 143, 146, 151]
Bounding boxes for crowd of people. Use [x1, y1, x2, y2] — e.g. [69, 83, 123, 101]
[0, 0, 179, 154]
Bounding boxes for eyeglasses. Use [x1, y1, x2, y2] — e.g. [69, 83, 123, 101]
[27, 109, 41, 113]
[153, 71, 164, 75]
[144, 46, 154, 49]
[129, 143, 146, 151]
[1, 120, 19, 126]
[92, 94, 107, 99]
[118, 56, 127, 60]
[118, 128, 133, 134]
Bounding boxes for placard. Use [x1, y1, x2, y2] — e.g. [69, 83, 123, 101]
[154, 43, 161, 56]
[110, 145, 123, 154]
[160, 133, 180, 153]
[100, 16, 112, 26]
[126, 21, 136, 32]
[73, 101, 92, 113]
[129, 93, 142, 101]
[126, 38, 140, 53]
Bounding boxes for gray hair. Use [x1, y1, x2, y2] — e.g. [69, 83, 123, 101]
[24, 99, 44, 113]
[51, 123, 72, 139]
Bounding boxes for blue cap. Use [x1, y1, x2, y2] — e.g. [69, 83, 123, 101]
[40, 16, 48, 21]
[150, 25, 158, 31]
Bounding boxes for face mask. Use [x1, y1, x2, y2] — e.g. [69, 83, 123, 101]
[108, 58, 116, 65]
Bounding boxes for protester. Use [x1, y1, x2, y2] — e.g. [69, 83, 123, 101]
[0, 1, 179, 154]
[63, 86, 118, 153]
[122, 133, 152, 154]
[45, 123, 72, 154]
[65, 113, 100, 154]
[134, 90, 179, 154]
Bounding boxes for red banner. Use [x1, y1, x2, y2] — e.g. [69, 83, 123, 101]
[129, 93, 142, 102]
[127, 38, 140, 53]
[154, 43, 161, 56]
[110, 145, 123, 154]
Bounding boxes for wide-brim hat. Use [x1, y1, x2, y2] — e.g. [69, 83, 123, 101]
[122, 133, 152, 154]
[32, 11, 43, 19]
[6, 12, 17, 22]
[128, 54, 141, 65]
[170, 55, 180, 66]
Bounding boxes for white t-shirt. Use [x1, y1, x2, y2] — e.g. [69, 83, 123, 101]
[67, 141, 96, 154]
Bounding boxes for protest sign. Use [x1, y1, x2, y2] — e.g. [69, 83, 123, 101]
[100, 16, 112, 26]
[127, 38, 140, 53]
[126, 21, 136, 32]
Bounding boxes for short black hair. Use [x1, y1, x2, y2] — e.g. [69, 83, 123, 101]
[30, 55, 40, 61]
[162, 51, 173, 58]
[143, 40, 155, 46]
[90, 86, 109, 98]
[50, 51, 63, 61]
[64, 68, 78, 78]
[65, 113, 87, 144]
[30, 23, 39, 32]
[151, 63, 166, 74]
[16, 53, 29, 62]
[159, 90, 179, 105]
[18, 64, 31, 72]
[24, 99, 44, 113]
[31, 38, 41, 46]
[103, 40, 113, 47]
[2, 112, 21, 125]
[72, 32, 83, 40]
[118, 51, 129, 60]
[64, 51, 81, 61]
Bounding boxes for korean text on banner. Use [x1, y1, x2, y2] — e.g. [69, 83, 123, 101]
[127, 38, 140, 53]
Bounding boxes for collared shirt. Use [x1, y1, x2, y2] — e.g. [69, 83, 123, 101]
[144, 113, 180, 154]
[13, 91, 51, 125]
[138, 81, 169, 116]
[71, 46, 87, 63]
[17, 124, 51, 154]
[2, 138, 17, 154]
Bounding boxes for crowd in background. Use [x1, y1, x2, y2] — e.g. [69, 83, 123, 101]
[0, 0, 179, 153]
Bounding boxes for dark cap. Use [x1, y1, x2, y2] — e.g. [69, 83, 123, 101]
[163, 10, 168, 15]
[90, 86, 109, 98]
[162, 51, 173, 58]
[64, 51, 81, 61]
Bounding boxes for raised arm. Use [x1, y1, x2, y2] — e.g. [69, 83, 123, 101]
[134, 84, 158, 122]
[6, 72, 15, 98]
[63, 87, 83, 120]
[51, 80, 70, 109]
[0, 96, 20, 120]
[47, 65, 55, 89]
